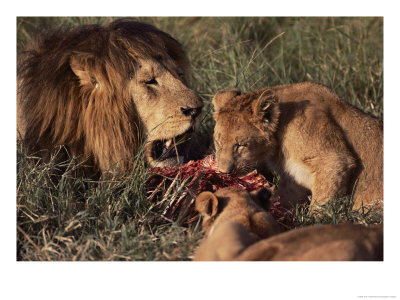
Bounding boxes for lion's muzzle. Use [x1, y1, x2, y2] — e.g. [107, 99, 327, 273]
[146, 127, 196, 167]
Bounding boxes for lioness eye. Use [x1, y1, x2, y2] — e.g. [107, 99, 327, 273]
[145, 78, 158, 85]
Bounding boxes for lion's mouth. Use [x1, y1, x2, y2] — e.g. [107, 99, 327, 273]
[147, 127, 194, 166]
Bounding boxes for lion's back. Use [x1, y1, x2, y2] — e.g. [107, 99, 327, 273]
[268, 82, 383, 207]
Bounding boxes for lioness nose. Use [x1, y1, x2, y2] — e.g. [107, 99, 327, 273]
[217, 160, 233, 174]
[218, 165, 233, 174]
[180, 106, 202, 118]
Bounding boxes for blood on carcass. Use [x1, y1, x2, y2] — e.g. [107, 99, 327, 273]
[148, 155, 294, 229]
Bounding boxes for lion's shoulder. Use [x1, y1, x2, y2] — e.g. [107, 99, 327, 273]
[235, 223, 383, 261]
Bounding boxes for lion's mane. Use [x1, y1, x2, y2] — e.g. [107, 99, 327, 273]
[17, 19, 189, 176]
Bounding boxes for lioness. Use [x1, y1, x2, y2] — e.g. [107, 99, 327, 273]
[17, 19, 203, 177]
[194, 188, 383, 261]
[194, 187, 280, 260]
[212, 83, 383, 210]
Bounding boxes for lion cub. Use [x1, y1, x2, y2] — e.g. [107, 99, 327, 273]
[194, 187, 280, 261]
[194, 188, 383, 261]
[212, 82, 383, 210]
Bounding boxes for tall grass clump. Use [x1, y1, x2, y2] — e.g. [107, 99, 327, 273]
[17, 141, 202, 260]
[16, 17, 383, 260]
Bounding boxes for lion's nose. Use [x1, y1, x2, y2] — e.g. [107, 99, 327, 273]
[218, 165, 233, 174]
[217, 159, 234, 174]
[180, 106, 202, 118]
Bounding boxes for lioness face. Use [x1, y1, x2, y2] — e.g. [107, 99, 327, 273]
[130, 57, 203, 167]
[195, 187, 280, 239]
[214, 118, 268, 175]
[212, 89, 280, 175]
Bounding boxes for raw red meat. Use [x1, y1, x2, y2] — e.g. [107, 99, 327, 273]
[149, 154, 294, 228]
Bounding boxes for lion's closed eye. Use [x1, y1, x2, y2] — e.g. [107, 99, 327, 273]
[145, 78, 158, 85]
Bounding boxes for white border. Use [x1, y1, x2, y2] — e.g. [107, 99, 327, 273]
[2, 1, 399, 299]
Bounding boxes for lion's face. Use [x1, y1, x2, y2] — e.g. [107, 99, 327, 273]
[195, 187, 279, 239]
[214, 116, 267, 175]
[193, 187, 280, 261]
[18, 20, 204, 175]
[131, 58, 203, 167]
[212, 89, 279, 175]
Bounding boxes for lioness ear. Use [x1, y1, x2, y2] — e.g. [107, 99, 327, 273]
[195, 191, 219, 218]
[70, 56, 98, 88]
[250, 188, 272, 210]
[212, 89, 241, 112]
[253, 89, 279, 125]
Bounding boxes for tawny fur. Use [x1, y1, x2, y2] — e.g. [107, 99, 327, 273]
[17, 19, 203, 177]
[212, 82, 383, 210]
[193, 188, 383, 261]
[234, 223, 383, 261]
[194, 187, 280, 261]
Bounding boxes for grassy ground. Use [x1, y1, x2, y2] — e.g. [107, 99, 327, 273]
[16, 17, 383, 261]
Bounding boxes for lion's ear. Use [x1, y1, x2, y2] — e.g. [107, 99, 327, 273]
[195, 191, 219, 218]
[253, 89, 279, 126]
[70, 56, 98, 88]
[212, 89, 241, 112]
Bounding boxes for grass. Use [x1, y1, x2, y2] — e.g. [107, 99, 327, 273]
[16, 17, 383, 261]
[17, 142, 204, 260]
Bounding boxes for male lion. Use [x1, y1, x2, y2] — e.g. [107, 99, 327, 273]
[17, 19, 203, 177]
[194, 187, 383, 261]
[212, 83, 383, 210]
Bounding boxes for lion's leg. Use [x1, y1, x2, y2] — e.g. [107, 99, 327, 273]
[307, 151, 358, 209]
[296, 111, 360, 209]
[352, 172, 383, 210]
[276, 174, 311, 209]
